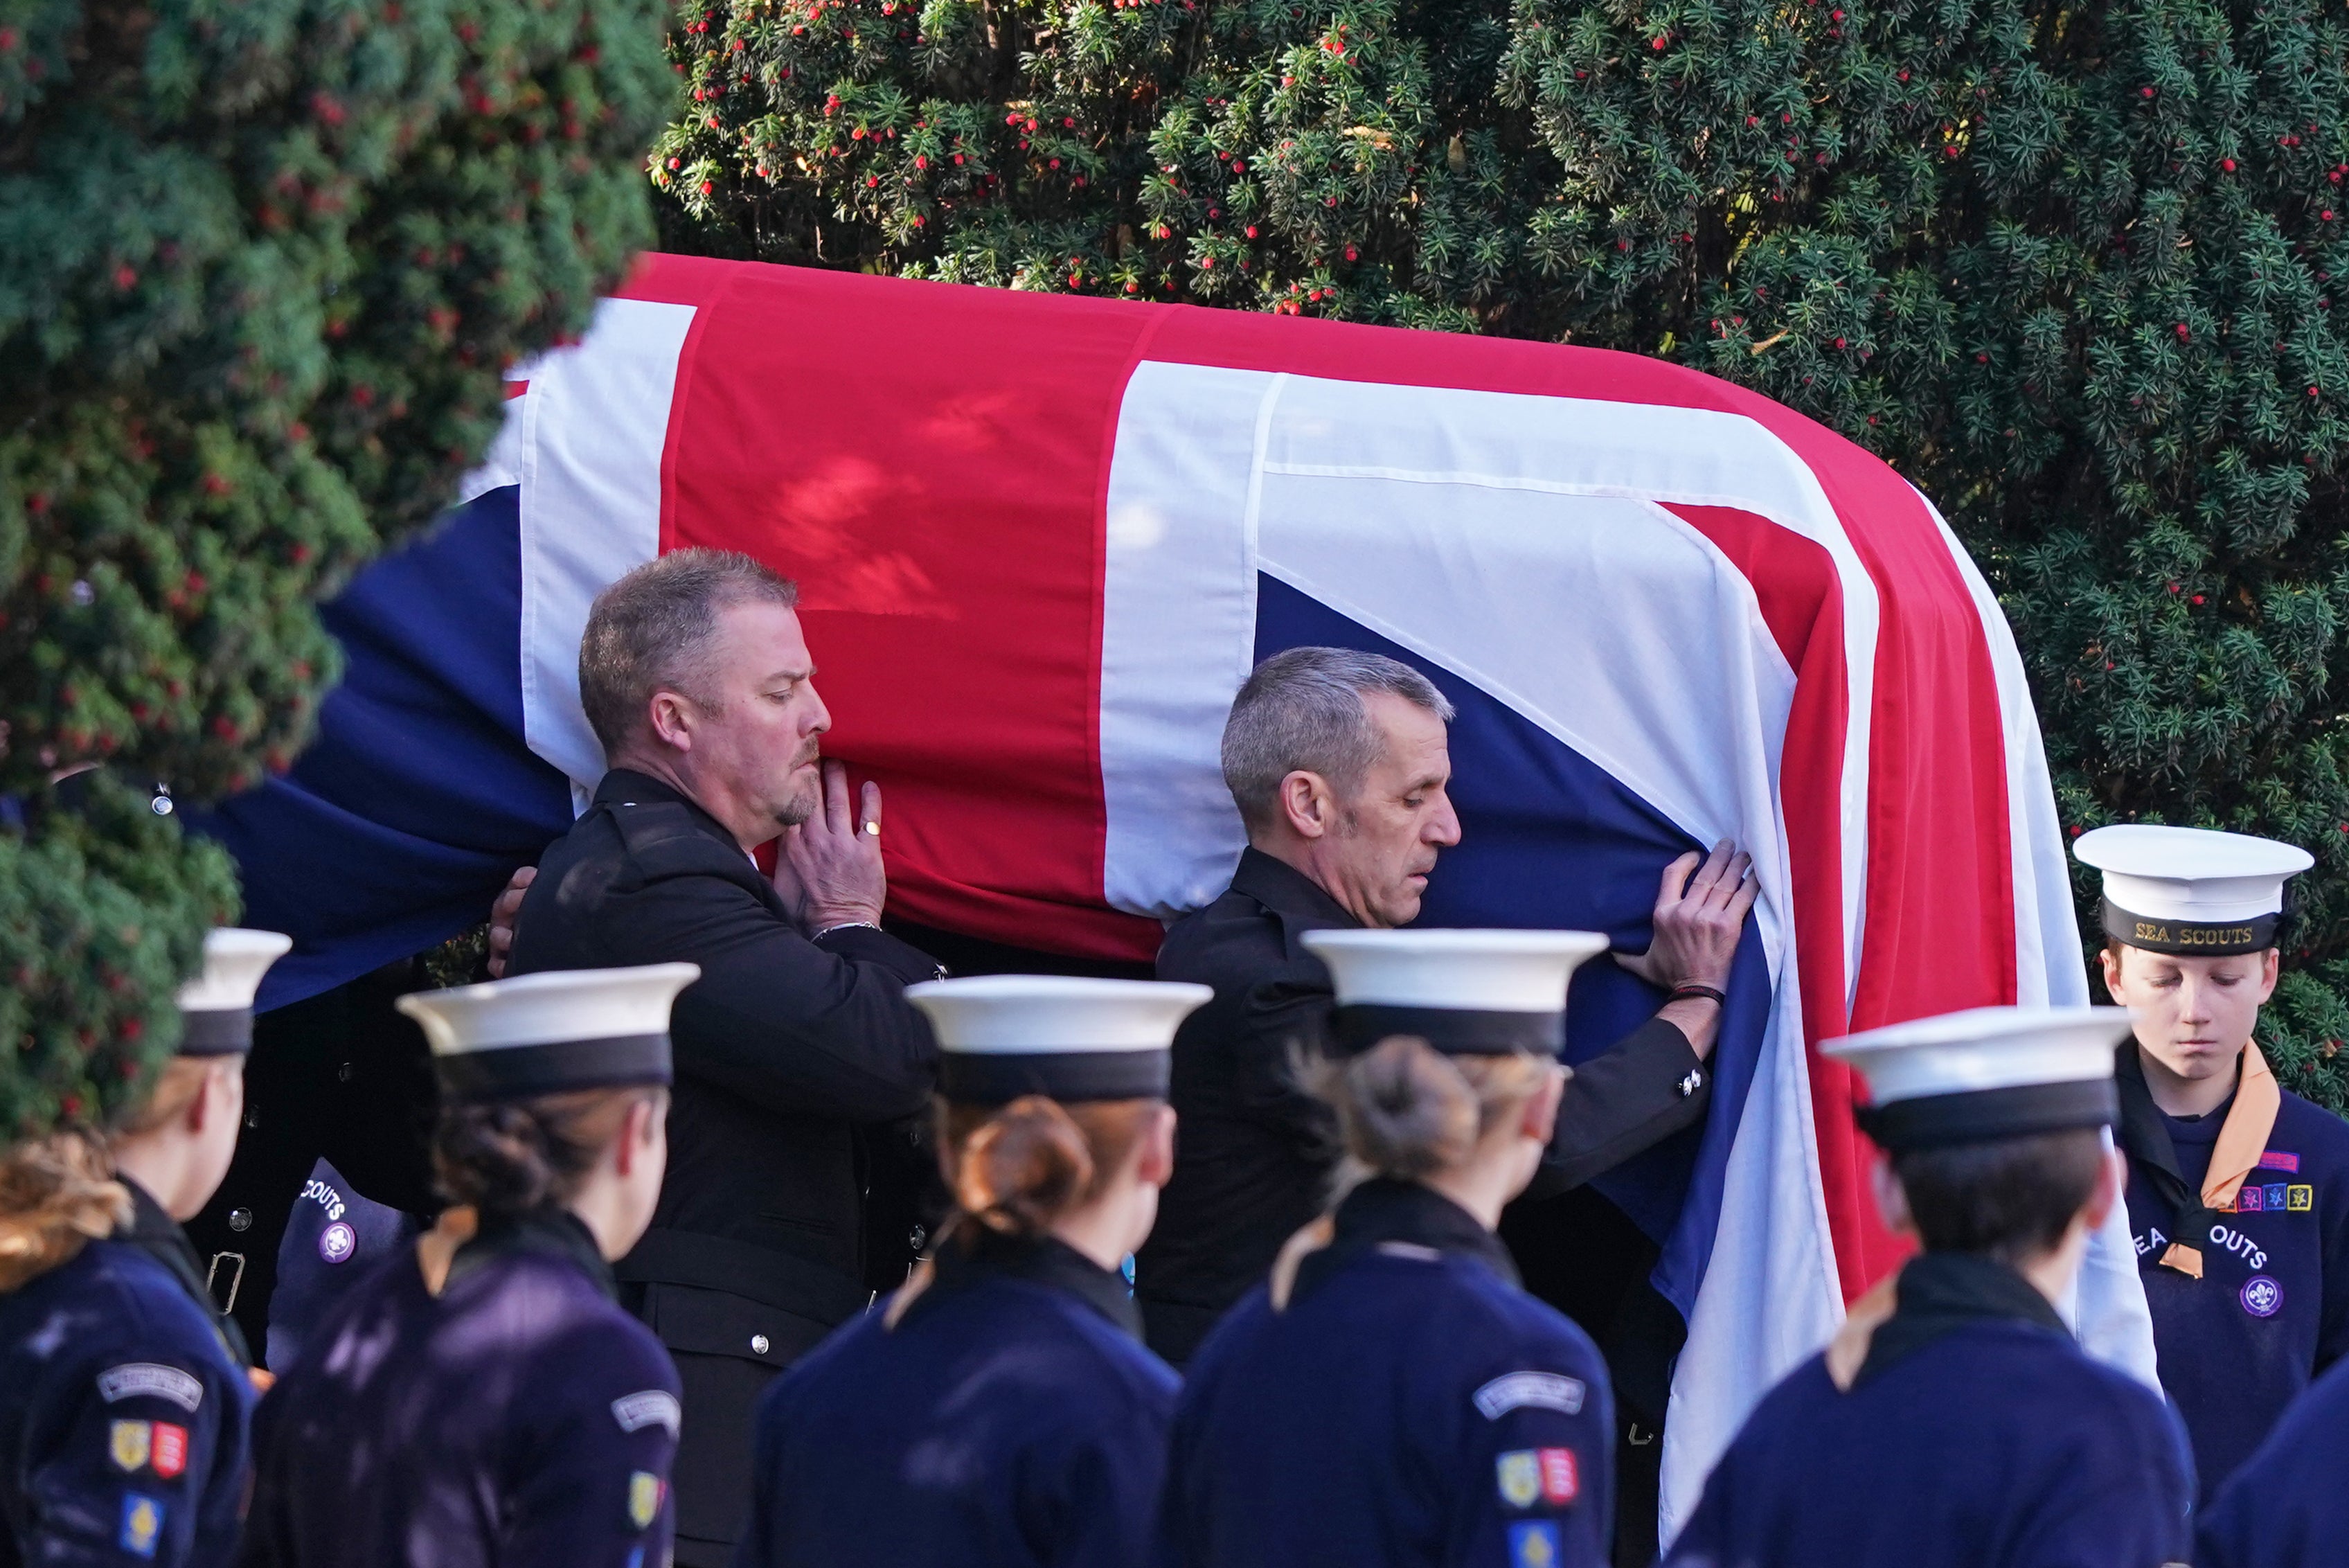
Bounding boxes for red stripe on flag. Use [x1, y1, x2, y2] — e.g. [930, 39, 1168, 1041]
[1665, 504, 1901, 1299]
[641, 258, 1163, 960]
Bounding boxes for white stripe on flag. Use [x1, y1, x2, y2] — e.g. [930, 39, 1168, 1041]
[1098, 364, 1274, 918]
[515, 298, 697, 802]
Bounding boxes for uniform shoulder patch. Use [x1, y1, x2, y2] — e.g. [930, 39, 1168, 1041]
[1474, 1371, 1586, 1419]
[119, 1493, 165, 1558]
[627, 1471, 663, 1530]
[1508, 1520, 1560, 1568]
[97, 1364, 203, 1412]
[151, 1424, 187, 1480]
[109, 1421, 151, 1473]
[611, 1389, 681, 1436]
[1497, 1450, 1540, 1508]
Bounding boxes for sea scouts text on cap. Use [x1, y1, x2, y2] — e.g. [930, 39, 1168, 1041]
[176, 929, 293, 1057]
[2073, 824, 2312, 957]
[1301, 929, 1610, 1058]
[395, 964, 699, 1101]
[904, 976, 1211, 1104]
[1825, 1005, 2136, 1151]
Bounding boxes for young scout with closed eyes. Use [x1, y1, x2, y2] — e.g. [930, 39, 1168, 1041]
[2075, 824, 2349, 1503]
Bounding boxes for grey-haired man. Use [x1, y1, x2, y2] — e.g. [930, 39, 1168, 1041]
[1133, 647, 1757, 1367]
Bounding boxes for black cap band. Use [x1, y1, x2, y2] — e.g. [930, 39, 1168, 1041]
[177, 1008, 254, 1057]
[937, 1049, 1170, 1105]
[2101, 898, 2278, 957]
[1331, 1004, 1564, 1058]
[434, 1033, 674, 1103]
[1855, 1078, 2119, 1152]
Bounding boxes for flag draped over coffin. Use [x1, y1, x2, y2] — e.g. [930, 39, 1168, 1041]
[198, 253, 2151, 1531]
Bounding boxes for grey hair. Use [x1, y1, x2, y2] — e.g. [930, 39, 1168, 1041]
[1220, 646, 1454, 834]
[578, 549, 800, 754]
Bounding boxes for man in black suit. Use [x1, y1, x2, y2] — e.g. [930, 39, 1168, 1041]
[492, 549, 942, 1566]
[1134, 647, 1756, 1366]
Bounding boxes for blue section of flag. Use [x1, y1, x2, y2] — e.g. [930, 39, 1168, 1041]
[189, 486, 573, 1010]
[1254, 575, 1769, 1321]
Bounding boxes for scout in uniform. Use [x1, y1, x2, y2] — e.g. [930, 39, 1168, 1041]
[1664, 1006, 2194, 1568]
[1156, 929, 1618, 1568]
[238, 965, 695, 1568]
[735, 974, 1203, 1568]
[2073, 824, 2349, 1497]
[0, 927, 289, 1568]
[261, 1157, 420, 1373]
[2195, 1351, 2349, 1568]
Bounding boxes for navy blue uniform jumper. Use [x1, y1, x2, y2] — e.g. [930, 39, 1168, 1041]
[238, 1211, 681, 1568]
[1665, 1253, 2193, 1568]
[0, 1180, 254, 1568]
[735, 1227, 1177, 1568]
[2195, 1349, 2349, 1568]
[1155, 1178, 1615, 1568]
[2117, 1048, 2349, 1499]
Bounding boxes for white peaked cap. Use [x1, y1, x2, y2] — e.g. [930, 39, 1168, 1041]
[174, 928, 293, 1055]
[2074, 825, 2310, 953]
[1302, 928, 1611, 1057]
[395, 963, 700, 1101]
[905, 975, 1210, 1104]
[1823, 1005, 2135, 1150]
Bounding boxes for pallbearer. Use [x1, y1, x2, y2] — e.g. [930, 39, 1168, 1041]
[240, 965, 695, 1568]
[1664, 1007, 2192, 1568]
[2074, 824, 2349, 1497]
[736, 975, 1202, 1568]
[0, 927, 286, 1568]
[1156, 929, 1617, 1568]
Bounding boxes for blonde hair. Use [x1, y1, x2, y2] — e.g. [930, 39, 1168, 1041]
[936, 1095, 1159, 1239]
[0, 1055, 238, 1292]
[0, 1130, 132, 1292]
[1309, 1035, 1553, 1181]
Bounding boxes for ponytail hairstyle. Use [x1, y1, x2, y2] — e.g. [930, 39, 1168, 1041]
[1307, 1035, 1554, 1183]
[434, 1085, 668, 1223]
[937, 1094, 1161, 1241]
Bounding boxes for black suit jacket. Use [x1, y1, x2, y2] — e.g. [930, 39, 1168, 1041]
[506, 769, 942, 1347]
[1134, 846, 1713, 1364]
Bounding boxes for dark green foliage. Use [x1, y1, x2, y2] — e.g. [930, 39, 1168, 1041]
[657, 0, 2349, 1104]
[1, 0, 670, 1132]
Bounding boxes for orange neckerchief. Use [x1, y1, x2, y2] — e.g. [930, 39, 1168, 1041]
[2157, 1042, 2280, 1279]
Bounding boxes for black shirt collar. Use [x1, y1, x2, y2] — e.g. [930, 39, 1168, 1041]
[1295, 1177, 1519, 1303]
[449, 1209, 618, 1301]
[1855, 1251, 2067, 1385]
[117, 1178, 251, 1369]
[595, 767, 744, 853]
[913, 1226, 1144, 1339]
[1229, 847, 1359, 930]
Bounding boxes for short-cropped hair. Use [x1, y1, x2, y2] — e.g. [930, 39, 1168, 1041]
[1221, 647, 1454, 832]
[578, 549, 799, 755]
[1890, 1126, 2107, 1263]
